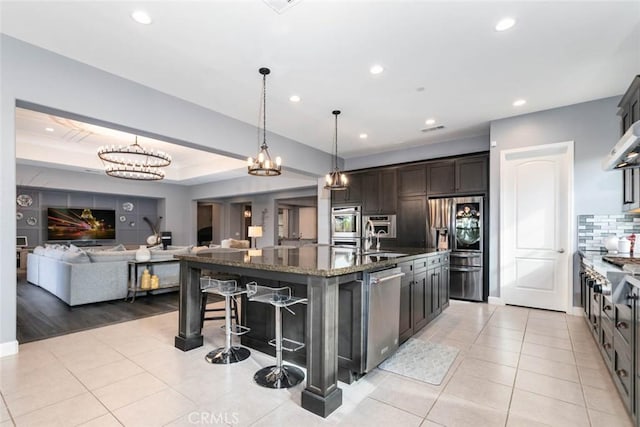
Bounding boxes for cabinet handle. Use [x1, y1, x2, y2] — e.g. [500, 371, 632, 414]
[627, 293, 639, 300]
[616, 369, 628, 378]
[604, 342, 612, 349]
[603, 305, 612, 311]
[616, 321, 628, 329]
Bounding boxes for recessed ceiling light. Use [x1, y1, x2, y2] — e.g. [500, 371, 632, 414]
[359, 133, 368, 139]
[131, 10, 152, 25]
[289, 95, 300, 103]
[44, 127, 54, 132]
[513, 99, 526, 107]
[425, 118, 436, 126]
[369, 64, 384, 75]
[495, 17, 516, 31]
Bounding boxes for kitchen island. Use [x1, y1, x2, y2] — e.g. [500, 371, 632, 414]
[174, 245, 448, 417]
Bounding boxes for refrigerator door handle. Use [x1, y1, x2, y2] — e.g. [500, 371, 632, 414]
[449, 266, 482, 272]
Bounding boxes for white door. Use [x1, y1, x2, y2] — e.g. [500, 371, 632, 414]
[500, 142, 573, 312]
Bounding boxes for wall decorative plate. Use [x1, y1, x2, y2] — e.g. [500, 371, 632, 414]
[26, 217, 37, 226]
[129, 221, 136, 227]
[119, 215, 127, 222]
[122, 202, 134, 212]
[16, 194, 33, 207]
[16, 212, 23, 220]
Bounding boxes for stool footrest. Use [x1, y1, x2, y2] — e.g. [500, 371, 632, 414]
[268, 337, 305, 352]
[221, 324, 251, 336]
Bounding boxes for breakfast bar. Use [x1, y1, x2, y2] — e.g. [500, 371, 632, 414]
[174, 246, 445, 417]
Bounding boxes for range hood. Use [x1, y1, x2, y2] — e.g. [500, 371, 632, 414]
[602, 121, 640, 170]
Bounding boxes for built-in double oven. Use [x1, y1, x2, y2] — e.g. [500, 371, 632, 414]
[362, 215, 396, 239]
[331, 206, 361, 248]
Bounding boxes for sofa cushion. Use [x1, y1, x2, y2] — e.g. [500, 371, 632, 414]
[221, 239, 250, 249]
[33, 245, 45, 255]
[62, 250, 91, 264]
[44, 246, 67, 259]
[87, 250, 136, 263]
[106, 244, 127, 251]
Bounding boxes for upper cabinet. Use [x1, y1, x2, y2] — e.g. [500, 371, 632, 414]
[331, 172, 362, 206]
[362, 169, 397, 214]
[427, 155, 488, 195]
[618, 75, 640, 136]
[398, 164, 427, 197]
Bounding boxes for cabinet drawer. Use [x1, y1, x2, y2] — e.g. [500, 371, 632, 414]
[612, 341, 633, 411]
[427, 256, 441, 268]
[414, 258, 428, 272]
[599, 321, 614, 368]
[614, 302, 632, 347]
[440, 253, 450, 264]
[601, 295, 614, 322]
[399, 261, 413, 276]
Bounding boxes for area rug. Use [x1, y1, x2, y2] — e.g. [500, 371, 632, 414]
[378, 338, 459, 385]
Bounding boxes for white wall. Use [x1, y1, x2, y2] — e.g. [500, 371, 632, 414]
[488, 96, 622, 299]
[0, 35, 333, 355]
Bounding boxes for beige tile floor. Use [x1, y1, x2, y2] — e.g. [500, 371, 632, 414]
[0, 301, 634, 427]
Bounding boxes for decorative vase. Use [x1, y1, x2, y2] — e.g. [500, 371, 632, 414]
[136, 245, 151, 261]
[150, 274, 160, 289]
[140, 269, 151, 290]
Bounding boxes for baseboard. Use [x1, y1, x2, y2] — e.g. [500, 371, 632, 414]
[488, 296, 505, 306]
[0, 340, 19, 358]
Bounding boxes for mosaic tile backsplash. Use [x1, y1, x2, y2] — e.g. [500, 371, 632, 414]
[578, 214, 640, 252]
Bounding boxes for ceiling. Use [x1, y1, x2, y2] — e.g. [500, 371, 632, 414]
[3, 1, 640, 180]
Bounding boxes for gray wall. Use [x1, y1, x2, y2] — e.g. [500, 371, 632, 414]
[488, 96, 622, 302]
[345, 134, 489, 170]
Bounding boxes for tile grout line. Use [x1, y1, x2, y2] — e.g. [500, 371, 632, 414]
[502, 305, 529, 427]
[0, 392, 17, 427]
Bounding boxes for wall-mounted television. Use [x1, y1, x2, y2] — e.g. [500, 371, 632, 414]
[47, 207, 116, 241]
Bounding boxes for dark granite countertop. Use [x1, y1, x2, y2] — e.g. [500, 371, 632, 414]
[175, 246, 448, 277]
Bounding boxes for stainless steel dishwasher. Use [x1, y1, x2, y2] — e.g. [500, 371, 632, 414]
[364, 266, 405, 372]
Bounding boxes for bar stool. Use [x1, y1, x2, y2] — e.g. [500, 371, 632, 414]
[246, 282, 307, 389]
[200, 276, 251, 364]
[200, 273, 240, 332]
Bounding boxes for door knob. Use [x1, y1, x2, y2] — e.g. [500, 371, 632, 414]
[557, 249, 565, 253]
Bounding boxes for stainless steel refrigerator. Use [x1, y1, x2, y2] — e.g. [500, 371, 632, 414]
[427, 196, 484, 302]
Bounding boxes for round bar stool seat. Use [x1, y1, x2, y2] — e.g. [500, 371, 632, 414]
[200, 277, 251, 364]
[246, 282, 307, 389]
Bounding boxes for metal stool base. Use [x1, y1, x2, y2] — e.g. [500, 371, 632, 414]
[205, 346, 250, 364]
[254, 365, 305, 389]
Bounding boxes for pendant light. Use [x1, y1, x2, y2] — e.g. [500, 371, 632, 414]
[248, 67, 282, 176]
[98, 136, 171, 181]
[324, 110, 348, 191]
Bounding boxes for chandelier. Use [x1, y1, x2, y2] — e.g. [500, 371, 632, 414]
[248, 67, 282, 176]
[98, 136, 171, 181]
[324, 110, 348, 191]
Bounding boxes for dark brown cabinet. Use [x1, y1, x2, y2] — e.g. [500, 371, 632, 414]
[397, 164, 426, 196]
[396, 197, 426, 247]
[331, 172, 362, 205]
[362, 169, 397, 214]
[618, 75, 640, 136]
[427, 155, 488, 195]
[413, 268, 429, 332]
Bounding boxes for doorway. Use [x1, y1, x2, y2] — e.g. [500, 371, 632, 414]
[500, 141, 574, 312]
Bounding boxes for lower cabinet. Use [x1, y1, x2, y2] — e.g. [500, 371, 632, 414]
[400, 252, 450, 344]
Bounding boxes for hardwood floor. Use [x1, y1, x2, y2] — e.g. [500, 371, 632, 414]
[16, 273, 179, 343]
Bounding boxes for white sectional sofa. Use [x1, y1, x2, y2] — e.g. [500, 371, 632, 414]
[26, 244, 192, 306]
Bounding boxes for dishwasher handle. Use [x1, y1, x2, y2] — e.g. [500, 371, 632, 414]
[370, 272, 405, 285]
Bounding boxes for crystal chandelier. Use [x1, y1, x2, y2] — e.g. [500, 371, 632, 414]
[248, 67, 282, 176]
[98, 136, 171, 181]
[324, 110, 348, 191]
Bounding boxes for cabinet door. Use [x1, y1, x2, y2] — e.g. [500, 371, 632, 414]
[379, 169, 397, 213]
[413, 270, 428, 331]
[428, 266, 439, 321]
[361, 172, 379, 214]
[332, 172, 362, 205]
[399, 273, 413, 343]
[456, 156, 488, 193]
[440, 263, 450, 309]
[427, 161, 455, 195]
[397, 197, 426, 247]
[398, 165, 426, 196]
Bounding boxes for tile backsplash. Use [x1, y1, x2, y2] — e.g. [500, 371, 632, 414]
[578, 214, 640, 252]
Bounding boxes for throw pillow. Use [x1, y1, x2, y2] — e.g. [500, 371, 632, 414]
[62, 250, 91, 264]
[107, 243, 127, 251]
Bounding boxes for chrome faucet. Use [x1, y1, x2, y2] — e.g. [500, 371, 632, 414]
[365, 219, 375, 251]
[375, 230, 387, 251]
